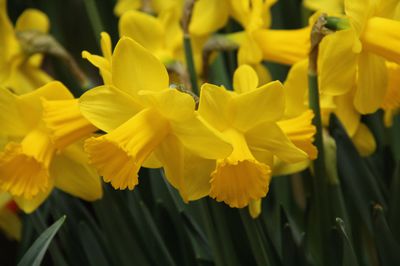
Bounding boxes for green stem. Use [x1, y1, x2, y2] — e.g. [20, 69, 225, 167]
[83, 0, 104, 45]
[183, 35, 199, 95]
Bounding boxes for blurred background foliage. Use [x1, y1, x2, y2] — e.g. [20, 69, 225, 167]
[2, 0, 400, 265]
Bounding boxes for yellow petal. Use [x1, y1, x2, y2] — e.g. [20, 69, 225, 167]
[238, 35, 263, 65]
[252, 63, 271, 85]
[52, 144, 102, 201]
[189, 0, 228, 36]
[119, 10, 164, 53]
[253, 28, 310, 65]
[112, 37, 169, 96]
[248, 199, 262, 218]
[142, 152, 162, 168]
[344, 0, 370, 34]
[198, 83, 233, 131]
[18, 81, 73, 129]
[82, 51, 112, 85]
[0, 88, 28, 136]
[273, 158, 310, 176]
[42, 99, 97, 150]
[361, 17, 400, 64]
[354, 51, 387, 114]
[138, 89, 195, 122]
[85, 108, 170, 190]
[233, 64, 259, 94]
[0, 0, 19, 70]
[172, 114, 232, 159]
[154, 134, 187, 201]
[15, 9, 49, 33]
[232, 80, 285, 131]
[277, 110, 318, 160]
[283, 60, 309, 117]
[14, 181, 53, 214]
[114, 0, 141, 16]
[100, 32, 112, 63]
[352, 123, 376, 156]
[318, 29, 358, 95]
[79, 85, 143, 133]
[182, 153, 214, 201]
[0, 126, 54, 198]
[381, 62, 400, 127]
[334, 91, 360, 136]
[246, 122, 308, 163]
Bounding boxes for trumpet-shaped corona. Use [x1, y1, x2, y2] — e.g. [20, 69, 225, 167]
[85, 108, 170, 190]
[0, 126, 54, 198]
[42, 99, 97, 149]
[210, 128, 271, 208]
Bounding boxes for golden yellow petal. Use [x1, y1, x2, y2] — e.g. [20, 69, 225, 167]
[352, 123, 376, 156]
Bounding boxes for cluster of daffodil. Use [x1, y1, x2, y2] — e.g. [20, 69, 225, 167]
[0, 0, 400, 241]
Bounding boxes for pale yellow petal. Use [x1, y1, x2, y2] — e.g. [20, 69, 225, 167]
[138, 89, 195, 122]
[119, 10, 164, 52]
[112, 37, 169, 96]
[189, 0, 228, 36]
[79, 85, 143, 133]
[344, 0, 370, 34]
[238, 35, 263, 65]
[283, 60, 309, 117]
[319, 29, 358, 95]
[172, 114, 232, 159]
[246, 122, 308, 163]
[354, 52, 387, 114]
[334, 91, 360, 136]
[198, 83, 233, 131]
[233, 64, 258, 94]
[52, 144, 102, 201]
[232, 81, 285, 131]
[352, 123, 376, 156]
[0, 88, 28, 136]
[15, 9, 49, 33]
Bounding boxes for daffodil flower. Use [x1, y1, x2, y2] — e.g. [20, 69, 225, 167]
[0, 82, 103, 213]
[0, 0, 52, 94]
[79, 37, 232, 200]
[114, 0, 180, 16]
[303, 0, 343, 13]
[285, 59, 377, 156]
[318, 0, 400, 114]
[197, 65, 310, 208]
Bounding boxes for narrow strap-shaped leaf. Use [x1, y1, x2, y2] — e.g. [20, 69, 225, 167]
[18, 215, 66, 266]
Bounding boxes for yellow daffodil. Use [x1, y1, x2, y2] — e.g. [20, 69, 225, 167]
[0, 0, 52, 94]
[318, 0, 400, 114]
[0, 82, 102, 213]
[231, 65, 317, 217]
[79, 37, 232, 200]
[197, 65, 310, 208]
[0, 193, 21, 240]
[285, 59, 377, 156]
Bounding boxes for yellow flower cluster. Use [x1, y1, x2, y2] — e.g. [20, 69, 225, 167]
[0, 0, 400, 238]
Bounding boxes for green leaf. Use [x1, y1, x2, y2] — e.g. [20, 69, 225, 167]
[334, 218, 359, 266]
[18, 215, 66, 266]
